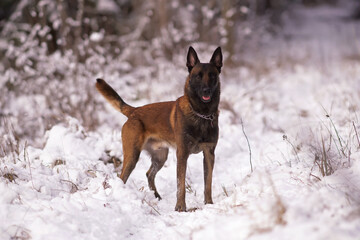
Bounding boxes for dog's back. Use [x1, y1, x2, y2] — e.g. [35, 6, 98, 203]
[96, 78, 177, 145]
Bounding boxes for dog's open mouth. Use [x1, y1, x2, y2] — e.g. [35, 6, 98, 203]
[201, 95, 211, 102]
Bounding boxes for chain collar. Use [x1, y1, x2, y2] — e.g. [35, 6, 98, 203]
[192, 111, 216, 121]
[190, 105, 217, 127]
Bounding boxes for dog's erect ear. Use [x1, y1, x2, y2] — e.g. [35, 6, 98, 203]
[210, 47, 223, 73]
[186, 46, 200, 73]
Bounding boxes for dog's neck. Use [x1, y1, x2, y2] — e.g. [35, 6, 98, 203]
[190, 104, 217, 119]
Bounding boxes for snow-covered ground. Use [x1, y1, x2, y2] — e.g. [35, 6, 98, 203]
[1, 3, 360, 240]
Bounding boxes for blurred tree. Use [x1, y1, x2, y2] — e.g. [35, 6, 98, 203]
[0, 0, 19, 22]
[302, 0, 337, 6]
[353, 3, 360, 19]
[0, 0, 296, 66]
[255, 0, 287, 25]
[3, 0, 351, 142]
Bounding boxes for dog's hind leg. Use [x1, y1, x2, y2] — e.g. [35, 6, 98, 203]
[145, 144, 169, 200]
[119, 120, 145, 183]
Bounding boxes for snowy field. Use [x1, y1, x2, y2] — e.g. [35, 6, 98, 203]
[1, 3, 360, 240]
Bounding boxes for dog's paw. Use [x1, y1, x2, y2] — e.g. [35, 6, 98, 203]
[154, 192, 162, 200]
[204, 199, 213, 204]
[175, 202, 187, 212]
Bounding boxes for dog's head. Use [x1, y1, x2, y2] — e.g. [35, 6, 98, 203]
[185, 47, 222, 104]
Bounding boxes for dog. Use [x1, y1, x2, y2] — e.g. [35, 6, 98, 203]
[96, 46, 222, 212]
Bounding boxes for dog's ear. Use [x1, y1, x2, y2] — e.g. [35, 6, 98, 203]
[210, 47, 223, 73]
[186, 46, 200, 73]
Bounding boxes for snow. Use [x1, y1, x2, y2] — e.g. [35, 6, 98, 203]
[97, 0, 119, 13]
[90, 32, 104, 42]
[2, 63, 360, 239]
[1, 2, 360, 240]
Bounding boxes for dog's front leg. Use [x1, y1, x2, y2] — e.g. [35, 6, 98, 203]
[203, 147, 215, 204]
[175, 147, 189, 212]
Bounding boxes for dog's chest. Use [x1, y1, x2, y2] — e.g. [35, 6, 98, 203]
[184, 119, 218, 153]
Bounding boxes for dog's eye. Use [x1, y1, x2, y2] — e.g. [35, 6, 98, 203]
[209, 73, 217, 80]
[193, 73, 202, 81]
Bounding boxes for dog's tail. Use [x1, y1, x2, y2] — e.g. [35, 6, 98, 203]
[95, 78, 135, 117]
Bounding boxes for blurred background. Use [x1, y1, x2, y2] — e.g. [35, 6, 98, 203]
[0, 0, 359, 152]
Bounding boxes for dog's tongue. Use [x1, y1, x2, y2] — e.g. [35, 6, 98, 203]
[202, 96, 211, 101]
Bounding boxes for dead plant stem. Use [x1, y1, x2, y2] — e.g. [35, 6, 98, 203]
[353, 121, 360, 148]
[25, 142, 37, 191]
[241, 118, 253, 173]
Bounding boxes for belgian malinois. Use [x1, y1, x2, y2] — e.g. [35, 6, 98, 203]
[96, 46, 222, 211]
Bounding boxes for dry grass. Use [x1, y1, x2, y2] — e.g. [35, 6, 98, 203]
[53, 159, 66, 167]
[283, 134, 301, 166]
[304, 119, 355, 177]
[313, 134, 334, 177]
[306, 128, 342, 178]
[0, 117, 21, 162]
[101, 150, 122, 170]
[185, 179, 196, 195]
[248, 174, 287, 237]
[102, 175, 111, 190]
[9, 225, 31, 240]
[60, 179, 79, 194]
[2, 171, 18, 183]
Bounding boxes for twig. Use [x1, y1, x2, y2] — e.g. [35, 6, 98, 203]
[24, 141, 37, 191]
[353, 121, 360, 149]
[240, 118, 253, 173]
[60, 179, 79, 193]
[282, 135, 300, 165]
[132, 180, 161, 215]
[142, 198, 161, 216]
[310, 173, 321, 181]
[222, 185, 229, 197]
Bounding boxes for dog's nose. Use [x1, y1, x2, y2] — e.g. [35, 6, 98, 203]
[202, 88, 211, 96]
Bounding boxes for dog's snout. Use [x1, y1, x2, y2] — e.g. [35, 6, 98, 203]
[202, 87, 211, 96]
